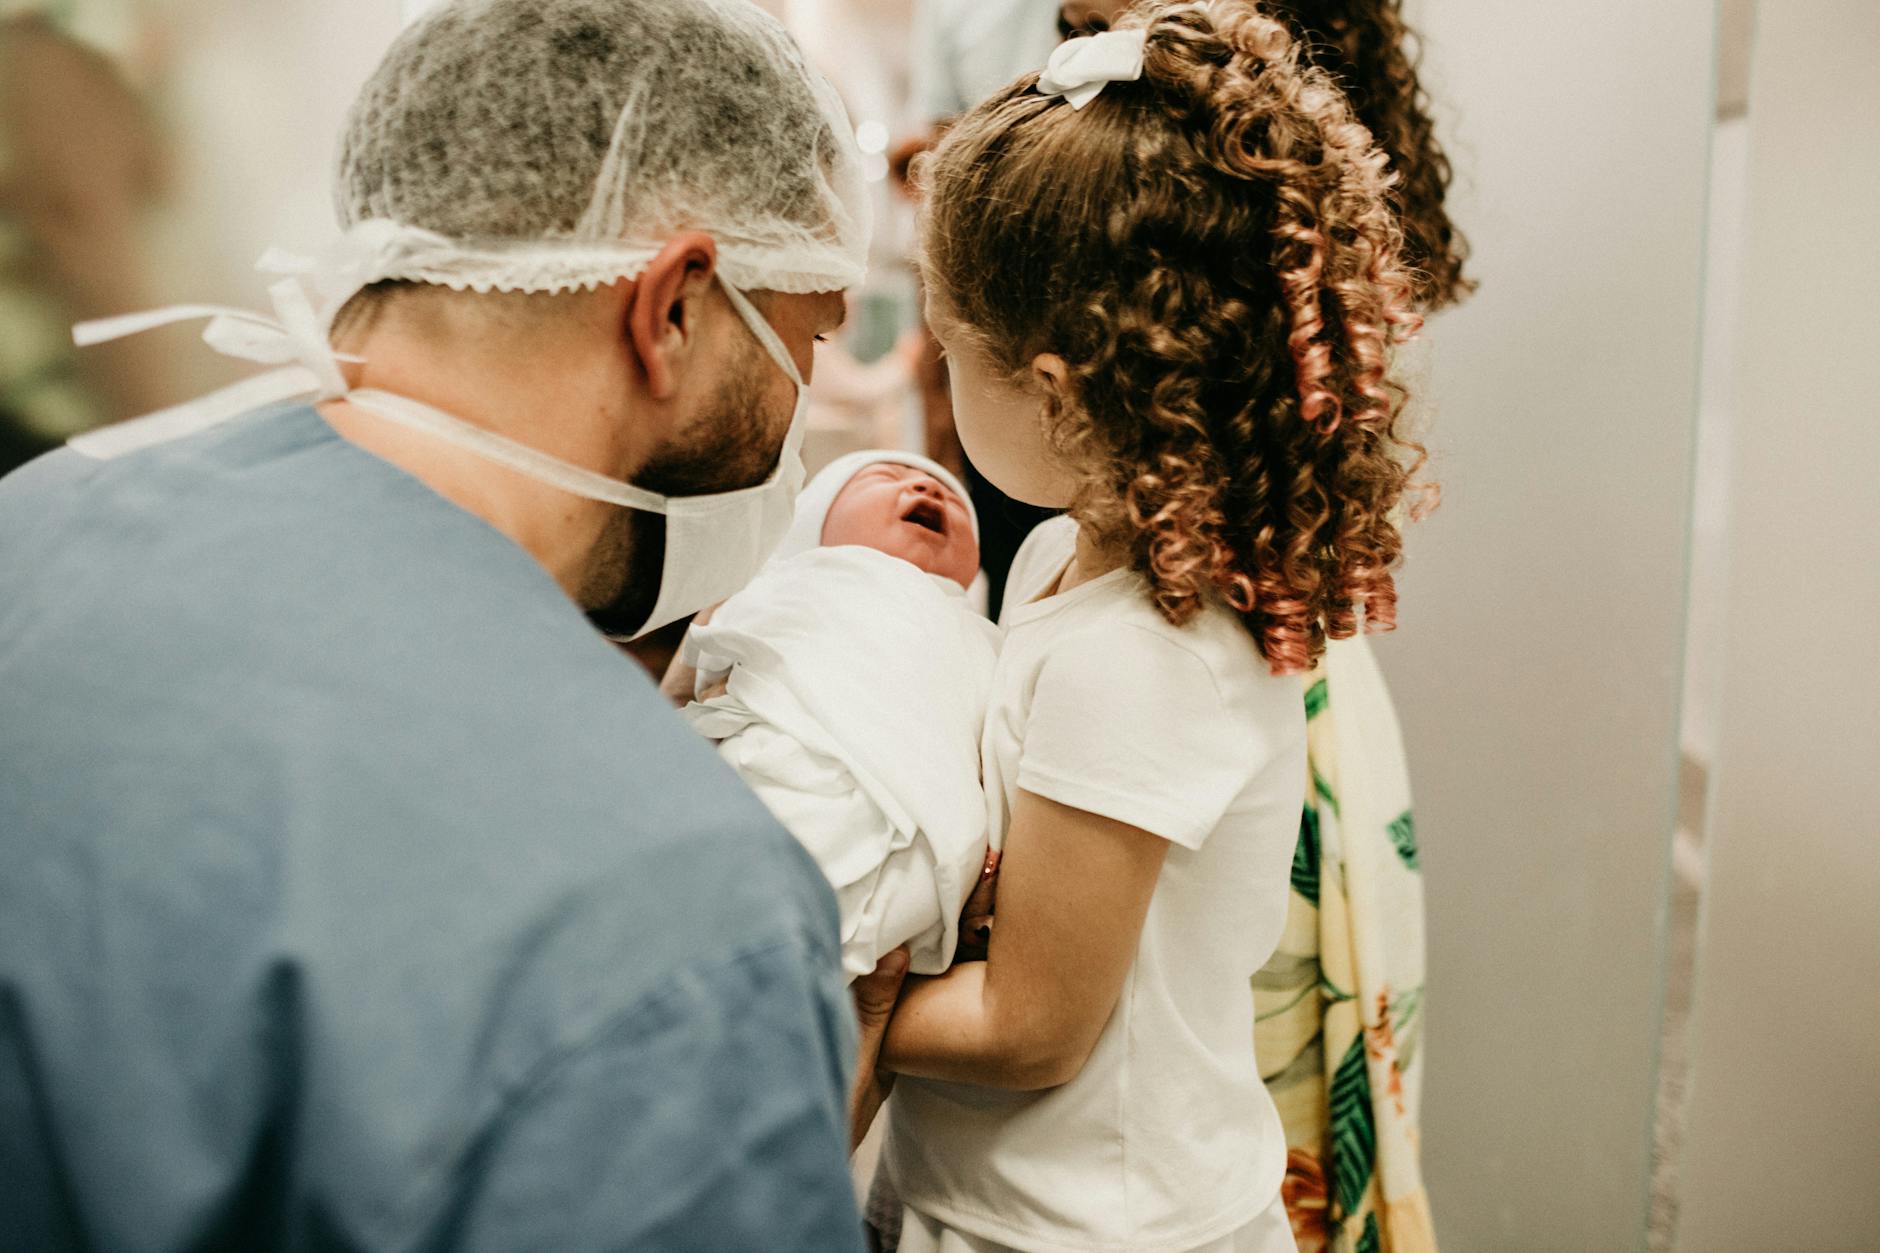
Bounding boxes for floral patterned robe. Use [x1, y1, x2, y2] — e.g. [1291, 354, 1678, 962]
[1256, 636, 1438, 1253]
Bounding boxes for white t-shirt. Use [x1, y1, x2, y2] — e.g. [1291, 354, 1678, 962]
[885, 517, 1306, 1252]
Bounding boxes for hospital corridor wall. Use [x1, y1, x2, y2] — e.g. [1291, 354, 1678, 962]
[1671, 2, 1880, 1248]
[1382, 0, 1716, 1246]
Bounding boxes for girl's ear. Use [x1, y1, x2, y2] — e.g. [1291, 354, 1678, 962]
[1030, 352, 1071, 400]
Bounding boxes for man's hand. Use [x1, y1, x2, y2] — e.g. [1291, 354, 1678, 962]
[655, 650, 700, 706]
[654, 605, 719, 707]
[849, 947, 909, 1153]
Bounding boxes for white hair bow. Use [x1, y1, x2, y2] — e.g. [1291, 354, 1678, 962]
[1035, 27, 1147, 110]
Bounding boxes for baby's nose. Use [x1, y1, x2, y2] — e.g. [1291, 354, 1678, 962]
[908, 478, 939, 497]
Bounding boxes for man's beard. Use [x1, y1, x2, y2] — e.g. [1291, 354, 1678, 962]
[582, 340, 782, 637]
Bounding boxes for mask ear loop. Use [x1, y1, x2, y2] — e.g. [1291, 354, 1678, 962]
[718, 280, 807, 388]
[343, 388, 670, 513]
[349, 279, 810, 512]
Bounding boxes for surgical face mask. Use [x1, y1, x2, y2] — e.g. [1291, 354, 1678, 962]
[596, 285, 811, 638]
[339, 281, 809, 640]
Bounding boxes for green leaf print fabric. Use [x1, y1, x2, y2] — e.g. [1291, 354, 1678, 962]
[1329, 1037, 1377, 1219]
[1292, 804, 1323, 907]
[1387, 812, 1420, 871]
[1252, 637, 1437, 1253]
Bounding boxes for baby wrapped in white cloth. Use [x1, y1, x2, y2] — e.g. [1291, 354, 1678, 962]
[681, 452, 1000, 981]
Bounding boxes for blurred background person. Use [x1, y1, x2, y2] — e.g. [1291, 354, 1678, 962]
[910, 0, 1061, 123]
[0, 0, 403, 478]
[770, 0, 933, 477]
[0, 0, 175, 474]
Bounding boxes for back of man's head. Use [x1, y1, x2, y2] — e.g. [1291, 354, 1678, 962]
[333, 0, 868, 298]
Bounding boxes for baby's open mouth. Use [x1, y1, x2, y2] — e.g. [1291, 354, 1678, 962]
[902, 498, 948, 535]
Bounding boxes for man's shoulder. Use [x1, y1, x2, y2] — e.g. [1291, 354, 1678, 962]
[0, 408, 840, 963]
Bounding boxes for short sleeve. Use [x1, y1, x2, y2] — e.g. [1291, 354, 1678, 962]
[440, 939, 866, 1253]
[1017, 622, 1270, 850]
[999, 516, 1078, 623]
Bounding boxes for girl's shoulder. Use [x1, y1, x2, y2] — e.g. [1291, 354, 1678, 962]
[998, 515, 1078, 621]
[1023, 571, 1298, 724]
[1001, 518, 1295, 715]
[1115, 589, 1296, 708]
[1008, 577, 1305, 844]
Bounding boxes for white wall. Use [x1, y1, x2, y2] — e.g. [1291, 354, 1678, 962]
[1673, 3, 1880, 1248]
[1386, 2, 1717, 1246]
[1679, 114, 1748, 771]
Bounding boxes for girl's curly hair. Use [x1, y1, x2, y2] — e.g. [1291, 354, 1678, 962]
[1064, 0, 1473, 309]
[921, 0, 1430, 674]
[1273, 0, 1473, 308]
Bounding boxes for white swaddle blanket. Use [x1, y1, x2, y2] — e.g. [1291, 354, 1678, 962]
[682, 454, 1000, 980]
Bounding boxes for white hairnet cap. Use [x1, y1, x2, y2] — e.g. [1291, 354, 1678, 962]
[771, 450, 980, 566]
[331, 0, 871, 296]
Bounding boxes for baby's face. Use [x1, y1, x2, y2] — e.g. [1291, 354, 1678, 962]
[820, 463, 980, 590]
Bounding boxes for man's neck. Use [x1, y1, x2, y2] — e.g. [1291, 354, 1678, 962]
[315, 336, 642, 600]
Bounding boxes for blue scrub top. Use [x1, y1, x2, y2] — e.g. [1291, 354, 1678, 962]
[0, 405, 865, 1251]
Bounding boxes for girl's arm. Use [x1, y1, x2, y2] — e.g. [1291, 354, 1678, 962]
[880, 788, 1170, 1091]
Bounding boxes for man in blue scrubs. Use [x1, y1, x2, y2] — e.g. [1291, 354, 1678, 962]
[0, 1, 898, 1247]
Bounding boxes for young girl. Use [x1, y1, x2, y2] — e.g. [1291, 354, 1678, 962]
[877, 3, 1426, 1249]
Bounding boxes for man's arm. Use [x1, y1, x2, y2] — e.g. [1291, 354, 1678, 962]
[848, 948, 908, 1151]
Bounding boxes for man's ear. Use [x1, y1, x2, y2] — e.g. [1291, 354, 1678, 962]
[626, 232, 719, 401]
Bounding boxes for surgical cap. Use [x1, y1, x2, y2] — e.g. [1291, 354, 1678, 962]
[330, 0, 870, 296]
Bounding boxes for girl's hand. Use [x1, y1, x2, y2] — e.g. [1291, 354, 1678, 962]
[953, 849, 1000, 963]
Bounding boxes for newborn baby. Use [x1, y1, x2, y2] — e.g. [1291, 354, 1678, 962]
[681, 451, 1000, 981]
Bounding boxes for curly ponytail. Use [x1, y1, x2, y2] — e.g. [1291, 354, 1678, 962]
[1273, 0, 1474, 309]
[920, 0, 1431, 674]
